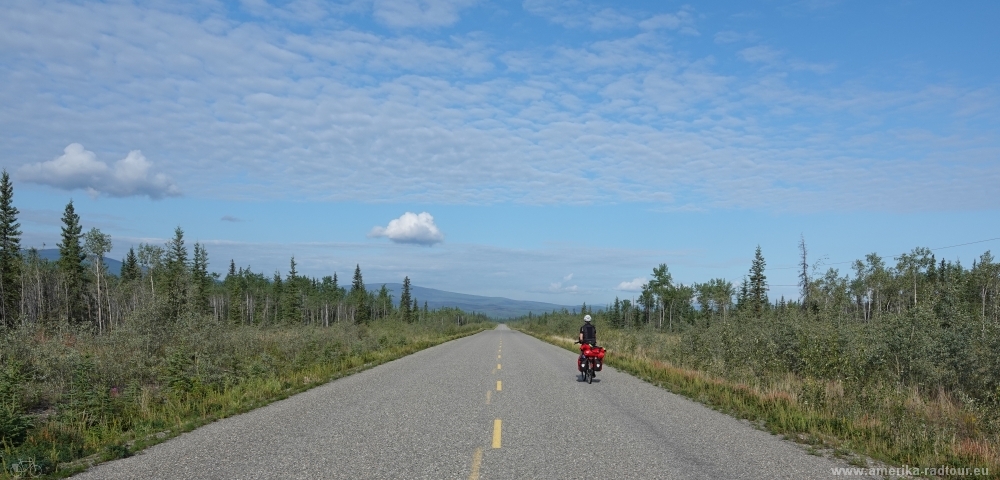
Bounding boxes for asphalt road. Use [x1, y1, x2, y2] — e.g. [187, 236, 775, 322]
[75, 325, 864, 479]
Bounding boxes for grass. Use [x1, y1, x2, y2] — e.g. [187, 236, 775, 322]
[1, 317, 490, 479]
[514, 322, 999, 479]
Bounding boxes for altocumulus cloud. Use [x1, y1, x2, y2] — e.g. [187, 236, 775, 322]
[18, 144, 179, 199]
[369, 212, 444, 245]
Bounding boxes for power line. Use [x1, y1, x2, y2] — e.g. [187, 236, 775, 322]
[713, 236, 1000, 290]
[767, 236, 1000, 271]
[931, 237, 1000, 251]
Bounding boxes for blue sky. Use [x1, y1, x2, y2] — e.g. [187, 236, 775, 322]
[2, 0, 998, 306]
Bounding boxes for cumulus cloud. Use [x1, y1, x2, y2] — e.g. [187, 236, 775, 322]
[18, 144, 180, 199]
[373, 0, 477, 28]
[616, 277, 646, 291]
[369, 212, 444, 245]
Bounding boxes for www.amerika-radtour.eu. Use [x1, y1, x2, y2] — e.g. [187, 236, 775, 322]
[831, 465, 989, 477]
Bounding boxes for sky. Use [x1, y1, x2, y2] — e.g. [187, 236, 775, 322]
[2, 0, 998, 307]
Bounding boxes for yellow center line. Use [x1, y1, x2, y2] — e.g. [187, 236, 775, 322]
[496, 380, 502, 391]
[486, 390, 492, 405]
[498, 354, 501, 359]
[468, 447, 483, 480]
[492, 419, 502, 448]
[497, 363, 502, 370]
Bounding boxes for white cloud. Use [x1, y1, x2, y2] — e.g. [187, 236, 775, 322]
[739, 45, 782, 64]
[739, 45, 834, 73]
[714, 30, 755, 44]
[373, 0, 477, 28]
[616, 277, 646, 291]
[548, 272, 578, 293]
[0, 2, 996, 213]
[369, 212, 444, 245]
[17, 144, 180, 199]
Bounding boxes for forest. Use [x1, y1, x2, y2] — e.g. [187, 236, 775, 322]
[0, 171, 490, 477]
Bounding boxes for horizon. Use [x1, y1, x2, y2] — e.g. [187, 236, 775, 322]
[4, 1, 998, 305]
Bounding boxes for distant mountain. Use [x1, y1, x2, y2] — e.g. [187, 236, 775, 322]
[367, 283, 577, 319]
[30, 249, 124, 276]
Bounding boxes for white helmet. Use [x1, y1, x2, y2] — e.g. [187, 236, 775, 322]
[584, 315, 592, 322]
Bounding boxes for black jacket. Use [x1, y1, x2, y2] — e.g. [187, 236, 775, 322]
[579, 323, 597, 345]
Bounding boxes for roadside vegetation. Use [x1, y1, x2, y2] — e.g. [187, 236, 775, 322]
[514, 240, 1000, 477]
[0, 172, 491, 478]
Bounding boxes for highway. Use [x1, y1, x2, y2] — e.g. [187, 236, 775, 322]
[75, 324, 857, 479]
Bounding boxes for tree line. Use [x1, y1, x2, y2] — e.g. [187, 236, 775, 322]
[0, 171, 440, 331]
[605, 238, 1000, 333]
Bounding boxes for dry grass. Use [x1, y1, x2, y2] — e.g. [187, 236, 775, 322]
[1, 318, 491, 479]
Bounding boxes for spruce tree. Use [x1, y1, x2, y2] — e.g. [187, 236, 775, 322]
[0, 170, 21, 327]
[122, 247, 141, 282]
[58, 201, 87, 323]
[400, 276, 412, 323]
[191, 243, 211, 315]
[748, 245, 768, 316]
[164, 226, 188, 319]
[350, 264, 368, 323]
[272, 272, 283, 324]
[736, 277, 749, 311]
[282, 256, 302, 323]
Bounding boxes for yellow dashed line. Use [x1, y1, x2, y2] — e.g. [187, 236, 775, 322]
[497, 363, 502, 370]
[468, 447, 483, 480]
[486, 390, 492, 405]
[496, 380, 502, 391]
[492, 419, 502, 448]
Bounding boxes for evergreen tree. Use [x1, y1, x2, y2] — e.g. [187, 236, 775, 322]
[748, 245, 768, 316]
[272, 272, 283, 324]
[376, 284, 392, 320]
[282, 256, 302, 323]
[58, 201, 87, 323]
[122, 247, 141, 282]
[164, 226, 189, 319]
[350, 264, 368, 323]
[227, 259, 236, 279]
[400, 276, 413, 323]
[736, 277, 749, 310]
[0, 170, 21, 327]
[191, 243, 211, 315]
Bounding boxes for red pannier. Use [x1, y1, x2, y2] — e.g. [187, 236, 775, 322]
[578, 344, 606, 371]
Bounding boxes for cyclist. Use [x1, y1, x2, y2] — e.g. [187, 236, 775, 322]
[577, 314, 597, 368]
[578, 314, 596, 346]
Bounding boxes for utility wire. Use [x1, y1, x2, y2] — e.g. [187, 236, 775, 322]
[930, 237, 1000, 251]
[767, 236, 1000, 271]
